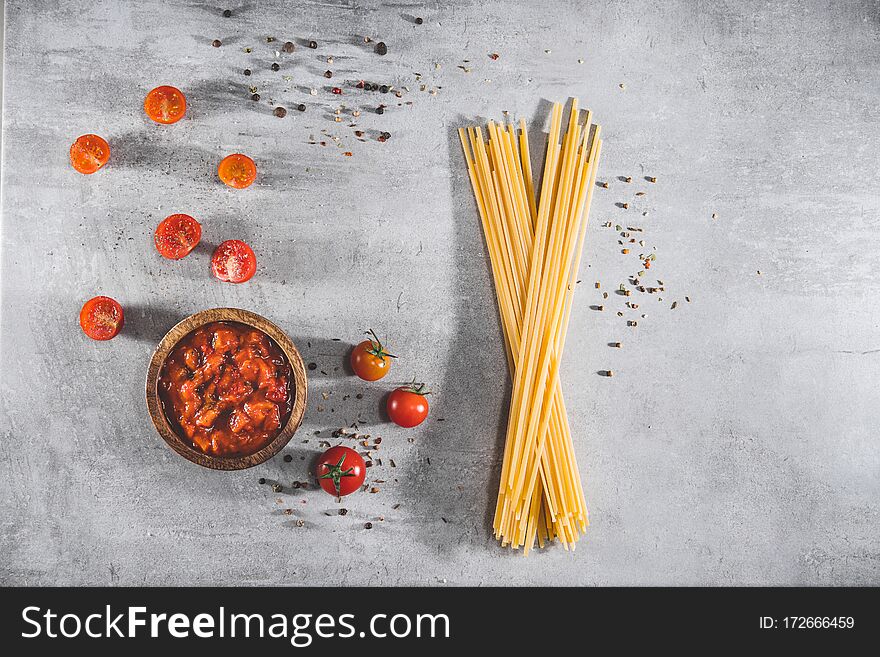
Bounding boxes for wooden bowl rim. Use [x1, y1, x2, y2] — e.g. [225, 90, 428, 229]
[145, 307, 308, 470]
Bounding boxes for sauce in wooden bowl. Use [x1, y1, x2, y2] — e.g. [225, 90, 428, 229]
[158, 321, 293, 458]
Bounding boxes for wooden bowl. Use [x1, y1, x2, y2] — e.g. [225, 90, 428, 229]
[145, 307, 307, 470]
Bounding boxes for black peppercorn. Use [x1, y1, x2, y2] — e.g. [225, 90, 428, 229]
[375, 41, 387, 55]
[370, 83, 379, 91]
[308, 40, 317, 49]
[271, 62, 280, 71]
[382, 131, 391, 140]
[282, 41, 295, 53]
[297, 103, 306, 112]
[274, 106, 287, 118]
[416, 17, 423, 24]
[244, 68, 251, 76]
[258, 478, 266, 485]
[251, 93, 260, 101]
[283, 454, 293, 463]
[339, 508, 348, 516]
[379, 84, 389, 93]
[272, 483, 283, 493]
[364, 522, 373, 529]
[307, 362, 317, 370]
[324, 70, 333, 78]
[376, 106, 385, 115]
[212, 39, 222, 47]
[223, 9, 231, 18]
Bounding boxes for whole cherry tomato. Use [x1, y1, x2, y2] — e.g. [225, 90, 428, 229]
[316, 446, 366, 497]
[154, 213, 202, 260]
[350, 329, 396, 381]
[69, 134, 110, 174]
[387, 382, 430, 427]
[218, 153, 257, 189]
[80, 296, 124, 341]
[144, 85, 187, 124]
[211, 239, 257, 283]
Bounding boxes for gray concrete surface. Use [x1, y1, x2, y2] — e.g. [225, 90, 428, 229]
[1, 0, 879, 586]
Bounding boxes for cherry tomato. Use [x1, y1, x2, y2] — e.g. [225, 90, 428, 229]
[69, 134, 110, 174]
[154, 213, 202, 260]
[350, 329, 396, 381]
[387, 383, 430, 427]
[144, 85, 187, 124]
[316, 446, 366, 497]
[218, 153, 257, 189]
[211, 239, 257, 283]
[80, 296, 124, 341]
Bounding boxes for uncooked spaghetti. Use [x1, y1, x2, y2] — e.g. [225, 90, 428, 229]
[459, 100, 601, 552]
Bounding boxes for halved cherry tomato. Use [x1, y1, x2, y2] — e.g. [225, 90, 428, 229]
[218, 153, 257, 189]
[154, 213, 202, 260]
[80, 296, 124, 341]
[387, 382, 430, 427]
[211, 239, 257, 283]
[316, 446, 366, 497]
[350, 329, 396, 381]
[144, 85, 187, 124]
[69, 134, 110, 174]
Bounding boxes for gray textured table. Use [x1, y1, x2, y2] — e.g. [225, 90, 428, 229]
[1, 0, 878, 586]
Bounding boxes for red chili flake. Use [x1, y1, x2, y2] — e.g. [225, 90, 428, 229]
[331, 87, 342, 94]
[356, 80, 366, 89]
[343, 151, 353, 157]
[489, 53, 500, 60]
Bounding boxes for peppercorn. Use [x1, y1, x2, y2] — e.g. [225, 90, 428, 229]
[364, 522, 373, 529]
[324, 70, 333, 78]
[258, 477, 266, 485]
[382, 131, 391, 140]
[272, 483, 283, 492]
[307, 362, 317, 370]
[379, 84, 389, 93]
[297, 103, 306, 112]
[416, 16, 424, 24]
[251, 93, 260, 101]
[375, 41, 387, 55]
[271, 62, 280, 71]
[308, 40, 317, 49]
[244, 68, 251, 76]
[212, 39, 222, 47]
[339, 508, 348, 516]
[283, 454, 293, 463]
[376, 106, 385, 114]
[282, 41, 295, 53]
[223, 9, 231, 17]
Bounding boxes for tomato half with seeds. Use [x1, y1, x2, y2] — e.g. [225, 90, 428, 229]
[69, 134, 110, 174]
[218, 153, 257, 189]
[387, 383, 430, 427]
[144, 85, 187, 124]
[350, 329, 396, 381]
[154, 213, 202, 260]
[316, 446, 366, 497]
[211, 239, 257, 283]
[80, 296, 124, 341]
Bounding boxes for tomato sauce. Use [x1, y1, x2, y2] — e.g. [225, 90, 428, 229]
[159, 322, 292, 457]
